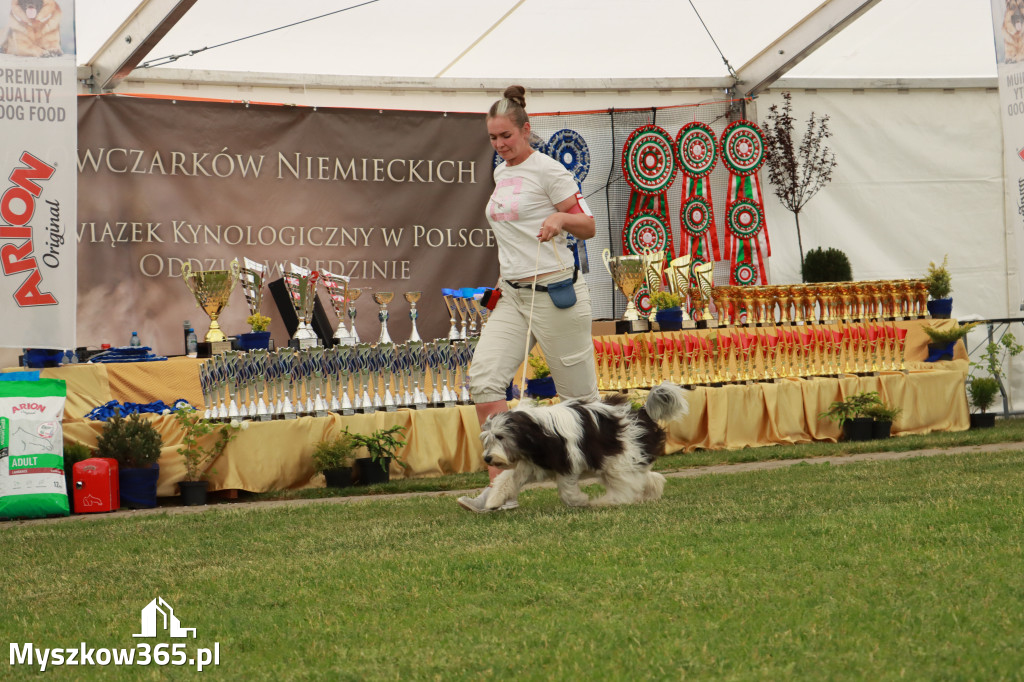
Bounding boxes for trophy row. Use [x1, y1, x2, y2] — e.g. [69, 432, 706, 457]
[593, 322, 911, 389]
[197, 339, 478, 420]
[600, 248, 936, 330]
[181, 257, 499, 353]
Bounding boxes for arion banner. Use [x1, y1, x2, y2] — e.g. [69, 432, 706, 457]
[76, 96, 497, 352]
[0, 0, 77, 350]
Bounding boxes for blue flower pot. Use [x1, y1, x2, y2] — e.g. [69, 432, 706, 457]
[655, 307, 684, 331]
[926, 298, 953, 319]
[237, 331, 271, 351]
[925, 341, 956, 362]
[119, 463, 159, 509]
[526, 376, 557, 398]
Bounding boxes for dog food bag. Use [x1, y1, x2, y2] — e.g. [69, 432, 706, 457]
[0, 378, 69, 520]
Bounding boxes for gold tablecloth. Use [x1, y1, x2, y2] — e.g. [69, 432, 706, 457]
[2, 317, 968, 496]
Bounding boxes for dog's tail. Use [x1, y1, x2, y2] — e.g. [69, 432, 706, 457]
[644, 382, 689, 423]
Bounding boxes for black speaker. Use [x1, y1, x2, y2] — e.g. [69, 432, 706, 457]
[268, 278, 335, 345]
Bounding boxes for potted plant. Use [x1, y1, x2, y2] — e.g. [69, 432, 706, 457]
[924, 255, 953, 318]
[312, 429, 357, 489]
[820, 390, 882, 441]
[238, 313, 273, 351]
[62, 441, 93, 514]
[95, 411, 163, 509]
[650, 290, 684, 331]
[172, 405, 243, 505]
[525, 354, 556, 398]
[922, 322, 977, 362]
[351, 425, 407, 485]
[967, 332, 1023, 428]
[801, 247, 853, 283]
[862, 402, 902, 440]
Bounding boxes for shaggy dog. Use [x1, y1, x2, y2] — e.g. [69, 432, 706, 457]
[1005, 0, 1024, 64]
[1, 0, 62, 57]
[480, 382, 689, 509]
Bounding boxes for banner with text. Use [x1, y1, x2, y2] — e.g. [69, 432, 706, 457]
[992, 0, 1024, 307]
[77, 96, 496, 352]
[0, 0, 77, 350]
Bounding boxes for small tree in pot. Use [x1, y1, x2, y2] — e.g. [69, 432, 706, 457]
[351, 425, 407, 485]
[820, 390, 881, 441]
[924, 255, 953, 318]
[96, 411, 163, 508]
[967, 332, 1023, 428]
[172, 405, 243, 505]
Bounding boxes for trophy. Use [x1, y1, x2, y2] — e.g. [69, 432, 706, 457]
[692, 261, 715, 328]
[373, 291, 395, 345]
[283, 263, 320, 349]
[639, 250, 666, 317]
[667, 255, 695, 328]
[320, 268, 355, 346]
[181, 258, 240, 354]
[404, 291, 423, 343]
[601, 249, 648, 334]
[239, 257, 267, 322]
[442, 289, 462, 340]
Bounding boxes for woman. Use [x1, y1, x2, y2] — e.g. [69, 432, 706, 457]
[458, 85, 599, 513]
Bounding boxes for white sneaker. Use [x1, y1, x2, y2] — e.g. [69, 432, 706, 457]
[457, 486, 518, 513]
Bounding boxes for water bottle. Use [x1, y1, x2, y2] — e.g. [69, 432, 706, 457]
[186, 327, 198, 358]
[130, 331, 141, 347]
[183, 320, 191, 354]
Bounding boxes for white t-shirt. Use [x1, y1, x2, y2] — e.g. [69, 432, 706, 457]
[486, 151, 579, 280]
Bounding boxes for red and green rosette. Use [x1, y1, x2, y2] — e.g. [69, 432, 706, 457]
[720, 119, 772, 285]
[674, 122, 721, 271]
[621, 125, 676, 289]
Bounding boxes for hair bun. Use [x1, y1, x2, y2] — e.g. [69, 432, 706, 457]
[503, 85, 527, 110]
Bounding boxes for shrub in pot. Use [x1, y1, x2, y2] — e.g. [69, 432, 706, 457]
[922, 322, 976, 362]
[352, 425, 407, 485]
[650, 290, 684, 331]
[802, 247, 853, 283]
[863, 402, 902, 440]
[238, 313, 273, 351]
[820, 391, 882, 441]
[95, 411, 162, 508]
[525, 354, 556, 399]
[967, 331, 1023, 428]
[924, 255, 953, 318]
[173, 406, 243, 505]
[312, 429, 357, 489]
[967, 377, 1000, 429]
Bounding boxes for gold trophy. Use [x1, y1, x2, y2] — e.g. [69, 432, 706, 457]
[283, 263, 320, 349]
[181, 258, 240, 354]
[692, 260, 715, 328]
[601, 249, 648, 333]
[640, 249, 666, 315]
[320, 268, 355, 345]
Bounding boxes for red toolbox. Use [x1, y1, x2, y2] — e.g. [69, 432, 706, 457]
[72, 458, 120, 513]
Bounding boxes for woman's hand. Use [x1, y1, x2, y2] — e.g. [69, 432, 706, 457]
[538, 214, 567, 242]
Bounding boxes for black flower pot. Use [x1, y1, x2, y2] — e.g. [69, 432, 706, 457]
[323, 467, 353, 488]
[969, 412, 996, 429]
[871, 420, 892, 440]
[178, 479, 209, 506]
[354, 457, 390, 485]
[842, 417, 874, 442]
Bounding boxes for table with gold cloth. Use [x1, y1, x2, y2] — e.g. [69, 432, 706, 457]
[10, 318, 967, 497]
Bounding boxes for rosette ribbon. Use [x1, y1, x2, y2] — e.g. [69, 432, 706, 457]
[674, 122, 722, 269]
[720, 120, 772, 286]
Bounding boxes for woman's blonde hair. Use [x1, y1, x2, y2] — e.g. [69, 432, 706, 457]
[488, 85, 529, 128]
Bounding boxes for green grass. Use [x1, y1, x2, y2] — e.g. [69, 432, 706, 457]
[249, 416, 1024, 502]
[3, 448, 1024, 679]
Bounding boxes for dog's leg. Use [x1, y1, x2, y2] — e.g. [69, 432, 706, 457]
[642, 471, 666, 501]
[555, 474, 590, 507]
[484, 465, 535, 510]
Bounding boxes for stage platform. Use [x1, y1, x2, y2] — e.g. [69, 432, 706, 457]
[4, 319, 970, 498]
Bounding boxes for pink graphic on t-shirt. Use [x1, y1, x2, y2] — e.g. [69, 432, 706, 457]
[488, 177, 522, 221]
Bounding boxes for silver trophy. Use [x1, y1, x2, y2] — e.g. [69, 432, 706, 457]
[320, 268, 356, 346]
[408, 341, 429, 409]
[240, 257, 268, 324]
[346, 288, 362, 344]
[404, 291, 423, 343]
[250, 350, 272, 421]
[355, 343, 375, 414]
[425, 340, 443, 406]
[471, 289, 491, 333]
[284, 263, 320, 348]
[442, 289, 461, 340]
[373, 291, 395, 345]
[436, 339, 456, 407]
[276, 348, 298, 419]
[377, 344, 397, 412]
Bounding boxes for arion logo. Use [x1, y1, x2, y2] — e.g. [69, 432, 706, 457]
[133, 598, 196, 639]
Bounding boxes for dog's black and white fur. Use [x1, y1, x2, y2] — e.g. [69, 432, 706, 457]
[480, 382, 689, 509]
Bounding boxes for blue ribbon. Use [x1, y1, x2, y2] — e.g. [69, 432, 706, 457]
[86, 398, 194, 421]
